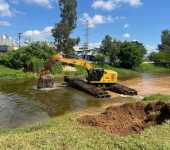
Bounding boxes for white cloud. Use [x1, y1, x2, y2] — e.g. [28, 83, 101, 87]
[23, 26, 53, 41]
[80, 13, 123, 28]
[12, 8, 26, 16]
[26, 0, 53, 8]
[124, 23, 129, 28]
[0, 21, 11, 26]
[92, 0, 142, 11]
[92, 0, 117, 11]
[123, 33, 130, 38]
[145, 44, 157, 54]
[0, 0, 12, 17]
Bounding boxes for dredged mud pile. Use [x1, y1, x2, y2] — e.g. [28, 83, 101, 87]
[77, 101, 170, 136]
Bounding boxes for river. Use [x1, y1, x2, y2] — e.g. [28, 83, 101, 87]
[0, 73, 169, 128]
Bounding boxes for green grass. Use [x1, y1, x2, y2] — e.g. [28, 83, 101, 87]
[0, 65, 34, 79]
[1, 63, 170, 80]
[135, 63, 170, 73]
[0, 94, 169, 149]
[143, 94, 170, 103]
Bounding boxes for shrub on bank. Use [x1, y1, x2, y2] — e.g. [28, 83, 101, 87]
[0, 42, 55, 73]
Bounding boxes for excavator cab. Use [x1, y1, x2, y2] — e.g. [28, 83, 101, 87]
[87, 68, 104, 81]
[87, 68, 118, 84]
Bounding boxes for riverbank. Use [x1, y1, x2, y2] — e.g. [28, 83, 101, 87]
[1, 63, 170, 80]
[0, 94, 169, 149]
[135, 63, 170, 73]
[0, 64, 137, 79]
[0, 65, 34, 79]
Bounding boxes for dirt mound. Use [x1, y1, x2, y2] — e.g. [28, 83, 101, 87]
[77, 101, 170, 136]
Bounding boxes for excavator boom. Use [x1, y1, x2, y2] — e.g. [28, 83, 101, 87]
[37, 52, 92, 78]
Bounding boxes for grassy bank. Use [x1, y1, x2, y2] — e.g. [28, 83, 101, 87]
[0, 65, 34, 79]
[1, 63, 170, 80]
[135, 63, 170, 73]
[143, 94, 170, 103]
[0, 94, 169, 149]
[0, 64, 137, 79]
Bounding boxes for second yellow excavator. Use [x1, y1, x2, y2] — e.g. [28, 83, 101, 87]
[37, 52, 137, 98]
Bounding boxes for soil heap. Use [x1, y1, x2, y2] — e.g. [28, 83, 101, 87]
[77, 101, 170, 136]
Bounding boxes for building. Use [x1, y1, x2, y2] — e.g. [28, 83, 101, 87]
[74, 45, 99, 61]
[0, 35, 19, 53]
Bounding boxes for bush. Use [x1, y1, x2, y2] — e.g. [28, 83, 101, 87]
[0, 42, 56, 72]
[51, 61, 63, 74]
[93, 54, 108, 65]
[30, 57, 44, 73]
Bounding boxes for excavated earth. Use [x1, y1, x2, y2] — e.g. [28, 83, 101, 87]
[77, 101, 170, 136]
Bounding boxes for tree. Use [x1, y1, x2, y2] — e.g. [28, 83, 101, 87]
[118, 41, 147, 69]
[100, 35, 113, 55]
[149, 51, 170, 68]
[158, 29, 170, 53]
[100, 36, 121, 66]
[109, 39, 121, 66]
[93, 54, 108, 65]
[149, 30, 170, 68]
[52, 0, 79, 54]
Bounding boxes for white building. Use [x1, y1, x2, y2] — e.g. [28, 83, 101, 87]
[74, 45, 99, 60]
[0, 35, 18, 52]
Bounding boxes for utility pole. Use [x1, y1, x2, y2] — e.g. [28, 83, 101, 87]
[18, 32, 22, 48]
[84, 20, 89, 60]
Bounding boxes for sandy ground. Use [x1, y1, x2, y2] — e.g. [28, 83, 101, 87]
[63, 66, 77, 72]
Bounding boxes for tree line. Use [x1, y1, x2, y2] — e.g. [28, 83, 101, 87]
[149, 30, 170, 68]
[94, 29, 170, 69]
[94, 35, 147, 69]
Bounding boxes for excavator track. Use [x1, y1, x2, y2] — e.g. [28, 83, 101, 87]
[108, 83, 137, 96]
[64, 76, 137, 98]
[64, 76, 111, 98]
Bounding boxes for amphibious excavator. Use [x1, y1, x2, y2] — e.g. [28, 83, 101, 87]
[37, 52, 137, 98]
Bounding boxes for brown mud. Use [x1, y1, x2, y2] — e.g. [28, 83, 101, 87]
[77, 101, 170, 136]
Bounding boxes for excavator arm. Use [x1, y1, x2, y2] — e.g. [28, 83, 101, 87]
[37, 52, 93, 78]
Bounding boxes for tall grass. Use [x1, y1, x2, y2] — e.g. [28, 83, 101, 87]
[51, 61, 63, 74]
[135, 63, 170, 73]
[31, 57, 44, 73]
[0, 65, 33, 79]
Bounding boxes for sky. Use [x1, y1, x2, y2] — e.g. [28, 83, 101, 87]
[0, 0, 170, 53]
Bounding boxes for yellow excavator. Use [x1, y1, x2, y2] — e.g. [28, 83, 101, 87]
[37, 52, 137, 98]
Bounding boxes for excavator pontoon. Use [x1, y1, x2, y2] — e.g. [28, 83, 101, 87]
[37, 52, 137, 98]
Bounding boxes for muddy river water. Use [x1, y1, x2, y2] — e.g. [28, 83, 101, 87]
[0, 73, 169, 128]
